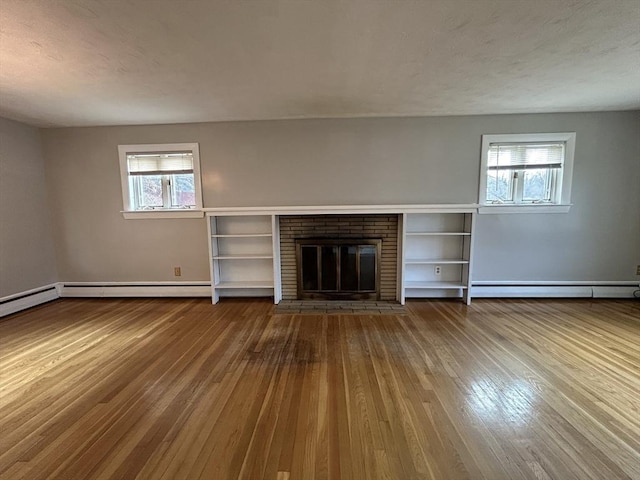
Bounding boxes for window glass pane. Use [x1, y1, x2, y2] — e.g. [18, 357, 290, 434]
[486, 170, 513, 202]
[321, 246, 338, 291]
[522, 168, 552, 202]
[359, 246, 376, 291]
[170, 174, 195, 207]
[134, 175, 163, 208]
[340, 246, 358, 291]
[301, 246, 319, 291]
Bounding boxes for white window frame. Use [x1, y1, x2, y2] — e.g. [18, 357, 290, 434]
[118, 143, 204, 219]
[478, 133, 576, 214]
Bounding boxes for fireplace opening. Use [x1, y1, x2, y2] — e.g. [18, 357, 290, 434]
[295, 239, 381, 300]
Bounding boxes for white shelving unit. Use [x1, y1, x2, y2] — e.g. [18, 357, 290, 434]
[207, 214, 281, 304]
[400, 211, 475, 305]
[205, 205, 477, 306]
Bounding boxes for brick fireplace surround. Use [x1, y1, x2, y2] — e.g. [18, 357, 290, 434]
[279, 214, 399, 300]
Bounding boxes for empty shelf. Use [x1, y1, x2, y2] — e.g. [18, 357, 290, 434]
[404, 281, 467, 289]
[213, 254, 273, 260]
[214, 281, 275, 289]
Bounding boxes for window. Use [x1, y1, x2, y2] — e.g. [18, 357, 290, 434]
[479, 133, 576, 213]
[118, 143, 203, 218]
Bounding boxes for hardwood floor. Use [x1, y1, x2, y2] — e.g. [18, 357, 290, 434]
[0, 298, 638, 480]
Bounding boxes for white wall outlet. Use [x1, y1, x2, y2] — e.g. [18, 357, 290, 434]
[434, 265, 442, 276]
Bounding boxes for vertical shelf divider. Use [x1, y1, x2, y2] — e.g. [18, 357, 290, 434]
[272, 215, 282, 304]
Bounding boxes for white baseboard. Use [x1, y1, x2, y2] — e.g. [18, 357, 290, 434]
[59, 282, 211, 298]
[2, 281, 636, 317]
[472, 281, 639, 299]
[0, 284, 60, 317]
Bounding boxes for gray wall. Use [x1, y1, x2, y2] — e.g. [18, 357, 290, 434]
[0, 118, 58, 296]
[40, 111, 639, 284]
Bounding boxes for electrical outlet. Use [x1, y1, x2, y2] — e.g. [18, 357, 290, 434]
[434, 265, 442, 276]
[636, 265, 640, 276]
[174, 267, 181, 277]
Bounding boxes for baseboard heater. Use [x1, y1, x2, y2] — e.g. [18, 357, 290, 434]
[59, 282, 212, 298]
[472, 282, 639, 298]
[0, 285, 59, 317]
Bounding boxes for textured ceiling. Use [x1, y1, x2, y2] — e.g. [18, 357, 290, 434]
[1, 0, 639, 127]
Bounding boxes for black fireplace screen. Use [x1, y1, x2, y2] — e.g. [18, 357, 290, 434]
[295, 239, 381, 300]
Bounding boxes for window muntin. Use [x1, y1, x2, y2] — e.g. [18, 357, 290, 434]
[118, 143, 203, 215]
[479, 133, 575, 210]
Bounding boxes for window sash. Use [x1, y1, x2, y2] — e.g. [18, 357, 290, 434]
[487, 167, 556, 204]
[129, 173, 196, 210]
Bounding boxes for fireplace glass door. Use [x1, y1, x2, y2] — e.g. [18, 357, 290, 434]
[296, 239, 381, 300]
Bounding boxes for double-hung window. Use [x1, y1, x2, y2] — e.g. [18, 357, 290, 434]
[118, 143, 203, 218]
[479, 133, 575, 213]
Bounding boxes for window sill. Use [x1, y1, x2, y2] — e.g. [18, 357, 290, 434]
[478, 204, 572, 214]
[122, 210, 204, 219]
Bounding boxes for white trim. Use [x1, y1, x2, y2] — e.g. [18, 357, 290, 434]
[204, 204, 479, 216]
[59, 282, 211, 298]
[118, 143, 203, 218]
[472, 280, 639, 286]
[122, 210, 204, 219]
[471, 281, 639, 298]
[398, 213, 406, 305]
[272, 215, 282, 304]
[0, 284, 60, 317]
[478, 132, 576, 212]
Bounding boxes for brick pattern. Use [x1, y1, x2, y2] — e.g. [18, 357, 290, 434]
[279, 215, 399, 300]
[275, 300, 406, 314]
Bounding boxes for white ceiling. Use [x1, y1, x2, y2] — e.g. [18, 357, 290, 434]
[1, 0, 639, 127]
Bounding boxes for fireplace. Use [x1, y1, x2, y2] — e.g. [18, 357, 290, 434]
[296, 239, 381, 300]
[279, 214, 399, 301]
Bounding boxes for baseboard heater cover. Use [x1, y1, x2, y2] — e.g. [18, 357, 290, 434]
[0, 285, 59, 317]
[59, 282, 212, 298]
[472, 283, 639, 299]
[3, 281, 636, 318]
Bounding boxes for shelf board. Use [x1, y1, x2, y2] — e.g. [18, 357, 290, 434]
[211, 233, 272, 238]
[214, 280, 275, 289]
[406, 232, 471, 236]
[213, 254, 273, 260]
[404, 281, 468, 289]
[405, 259, 469, 264]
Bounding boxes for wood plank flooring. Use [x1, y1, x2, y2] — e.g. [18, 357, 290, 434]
[0, 297, 639, 480]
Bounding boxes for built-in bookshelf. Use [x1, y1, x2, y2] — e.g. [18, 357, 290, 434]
[205, 205, 476, 306]
[207, 214, 281, 304]
[401, 211, 475, 304]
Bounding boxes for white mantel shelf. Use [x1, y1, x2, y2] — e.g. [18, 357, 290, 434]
[204, 204, 479, 216]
